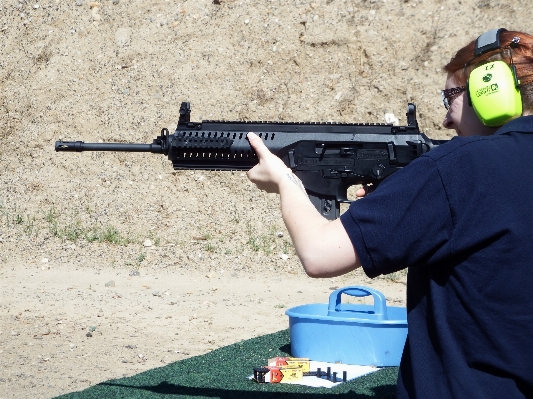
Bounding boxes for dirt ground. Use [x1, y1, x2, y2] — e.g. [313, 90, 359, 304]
[0, 0, 529, 398]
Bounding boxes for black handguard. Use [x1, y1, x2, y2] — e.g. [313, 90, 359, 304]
[55, 102, 447, 220]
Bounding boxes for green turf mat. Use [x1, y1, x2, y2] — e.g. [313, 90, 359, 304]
[54, 329, 398, 398]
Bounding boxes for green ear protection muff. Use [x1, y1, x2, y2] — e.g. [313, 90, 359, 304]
[467, 28, 522, 127]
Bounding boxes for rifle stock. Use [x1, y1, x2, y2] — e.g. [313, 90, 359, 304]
[55, 102, 446, 220]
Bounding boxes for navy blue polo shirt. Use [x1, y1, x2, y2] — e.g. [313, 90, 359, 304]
[341, 116, 533, 398]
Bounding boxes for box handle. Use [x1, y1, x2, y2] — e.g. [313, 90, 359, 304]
[327, 286, 388, 320]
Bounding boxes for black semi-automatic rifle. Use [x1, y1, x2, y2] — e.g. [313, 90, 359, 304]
[55, 102, 446, 220]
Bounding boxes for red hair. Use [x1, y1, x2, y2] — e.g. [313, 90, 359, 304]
[444, 30, 533, 86]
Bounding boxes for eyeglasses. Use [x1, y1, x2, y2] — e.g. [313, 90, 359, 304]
[441, 86, 467, 110]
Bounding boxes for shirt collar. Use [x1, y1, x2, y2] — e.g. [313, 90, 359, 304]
[495, 115, 533, 135]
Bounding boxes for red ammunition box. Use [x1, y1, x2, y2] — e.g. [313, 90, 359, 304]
[267, 357, 289, 367]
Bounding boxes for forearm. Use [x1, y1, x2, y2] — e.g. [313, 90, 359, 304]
[278, 172, 360, 277]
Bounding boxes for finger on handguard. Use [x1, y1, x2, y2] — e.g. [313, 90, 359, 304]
[247, 132, 264, 151]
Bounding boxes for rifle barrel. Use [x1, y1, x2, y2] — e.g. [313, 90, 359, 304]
[55, 141, 163, 153]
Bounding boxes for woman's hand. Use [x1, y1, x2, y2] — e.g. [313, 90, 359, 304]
[246, 132, 292, 193]
[355, 184, 375, 198]
[355, 186, 367, 198]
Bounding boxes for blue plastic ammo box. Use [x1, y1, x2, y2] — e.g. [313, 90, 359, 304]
[285, 286, 407, 366]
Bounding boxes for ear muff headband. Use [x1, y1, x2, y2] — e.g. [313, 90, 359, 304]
[467, 28, 523, 127]
[475, 28, 506, 57]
